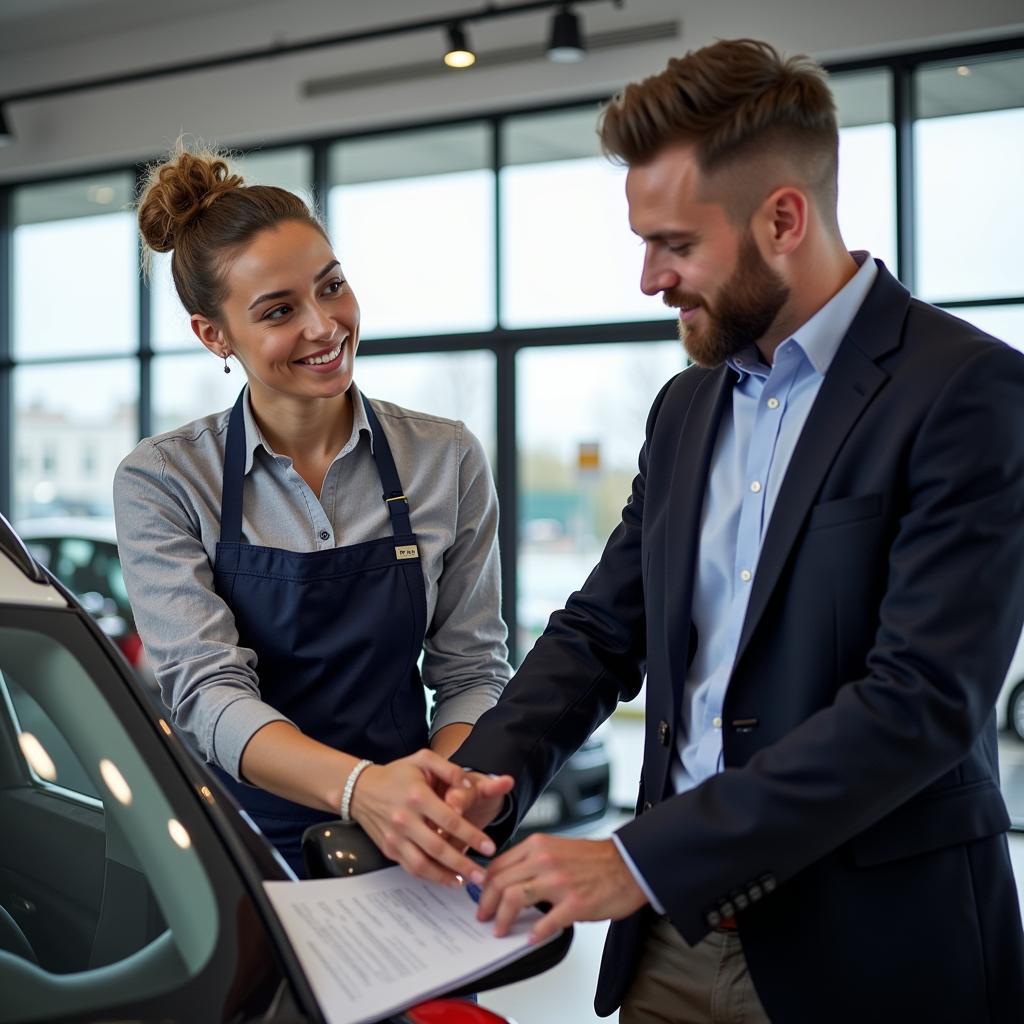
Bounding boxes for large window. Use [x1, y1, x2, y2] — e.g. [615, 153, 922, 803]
[328, 125, 496, 340]
[500, 108, 665, 327]
[3, 40, 1024, 831]
[10, 173, 139, 523]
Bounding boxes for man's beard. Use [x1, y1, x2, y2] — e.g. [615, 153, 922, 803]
[665, 233, 790, 368]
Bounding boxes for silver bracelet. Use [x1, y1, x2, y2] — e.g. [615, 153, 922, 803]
[340, 758, 374, 823]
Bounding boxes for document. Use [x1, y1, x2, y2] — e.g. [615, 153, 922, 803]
[263, 866, 560, 1024]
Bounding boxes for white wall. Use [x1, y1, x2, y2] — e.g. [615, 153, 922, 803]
[0, 0, 1022, 182]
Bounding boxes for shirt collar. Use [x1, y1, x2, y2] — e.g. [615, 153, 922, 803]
[728, 251, 877, 380]
[240, 380, 374, 476]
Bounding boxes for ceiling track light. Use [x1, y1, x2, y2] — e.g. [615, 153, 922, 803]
[0, 105, 11, 147]
[444, 22, 477, 69]
[547, 5, 587, 63]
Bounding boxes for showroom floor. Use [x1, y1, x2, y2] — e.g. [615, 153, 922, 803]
[480, 719, 1024, 1024]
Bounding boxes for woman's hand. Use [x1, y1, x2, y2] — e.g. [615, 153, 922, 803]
[348, 749, 513, 886]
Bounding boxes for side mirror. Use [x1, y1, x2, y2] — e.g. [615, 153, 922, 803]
[301, 820, 395, 879]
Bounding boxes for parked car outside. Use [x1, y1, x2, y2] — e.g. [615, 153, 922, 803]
[997, 628, 1024, 742]
[0, 514, 567, 1024]
[15, 517, 154, 688]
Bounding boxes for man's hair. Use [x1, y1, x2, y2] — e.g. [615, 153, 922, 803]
[599, 39, 839, 221]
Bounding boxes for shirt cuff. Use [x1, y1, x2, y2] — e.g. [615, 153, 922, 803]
[212, 695, 294, 781]
[611, 832, 664, 915]
[429, 683, 505, 736]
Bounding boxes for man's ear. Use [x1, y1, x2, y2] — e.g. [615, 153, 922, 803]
[191, 314, 230, 358]
[754, 185, 809, 256]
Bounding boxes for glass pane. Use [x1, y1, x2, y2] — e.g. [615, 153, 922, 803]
[150, 251, 193, 351]
[233, 146, 312, 196]
[0, 620, 216, 1001]
[915, 53, 1024, 302]
[516, 340, 684, 657]
[831, 71, 896, 273]
[150, 148, 314, 351]
[328, 125, 495, 339]
[152, 353, 245, 435]
[13, 361, 138, 522]
[949, 304, 1024, 354]
[354, 350, 496, 461]
[13, 173, 137, 358]
[500, 108, 666, 329]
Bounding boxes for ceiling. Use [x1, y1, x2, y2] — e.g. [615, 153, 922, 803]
[0, 0, 255, 52]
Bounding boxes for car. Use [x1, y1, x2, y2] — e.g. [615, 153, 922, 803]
[0, 513, 569, 1024]
[518, 735, 611, 833]
[998, 628, 1024, 742]
[14, 517, 153, 686]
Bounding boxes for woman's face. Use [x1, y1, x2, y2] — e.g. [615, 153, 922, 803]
[198, 219, 360, 404]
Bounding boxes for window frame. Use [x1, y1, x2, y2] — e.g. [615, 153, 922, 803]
[1, 34, 1022, 665]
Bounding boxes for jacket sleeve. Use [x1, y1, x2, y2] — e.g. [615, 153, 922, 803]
[454, 375, 680, 837]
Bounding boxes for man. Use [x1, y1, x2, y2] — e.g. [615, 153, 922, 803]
[451, 38, 1024, 1024]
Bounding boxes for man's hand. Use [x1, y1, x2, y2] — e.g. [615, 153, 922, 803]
[476, 834, 648, 944]
[349, 751, 510, 886]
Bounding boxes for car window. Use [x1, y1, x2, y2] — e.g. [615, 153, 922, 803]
[1, 671, 100, 799]
[0, 618, 218, 1022]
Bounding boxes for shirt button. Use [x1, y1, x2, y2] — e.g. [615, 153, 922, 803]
[712, 715, 723, 729]
[750, 480, 762, 493]
[767, 397, 780, 409]
[740, 569, 752, 582]
[319, 530, 330, 541]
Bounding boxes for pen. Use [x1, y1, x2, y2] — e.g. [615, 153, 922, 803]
[465, 881, 482, 904]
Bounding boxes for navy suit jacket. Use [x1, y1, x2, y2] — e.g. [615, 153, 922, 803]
[457, 263, 1024, 1023]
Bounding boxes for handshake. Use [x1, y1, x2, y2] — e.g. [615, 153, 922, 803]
[345, 750, 647, 943]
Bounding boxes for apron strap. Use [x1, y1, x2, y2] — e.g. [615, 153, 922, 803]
[361, 394, 413, 537]
[219, 389, 248, 545]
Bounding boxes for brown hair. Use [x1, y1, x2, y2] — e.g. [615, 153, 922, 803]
[137, 143, 327, 319]
[599, 39, 838, 219]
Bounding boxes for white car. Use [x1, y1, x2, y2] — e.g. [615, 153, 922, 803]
[998, 630, 1024, 742]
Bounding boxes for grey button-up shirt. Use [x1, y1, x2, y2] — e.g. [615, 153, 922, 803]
[113, 382, 510, 780]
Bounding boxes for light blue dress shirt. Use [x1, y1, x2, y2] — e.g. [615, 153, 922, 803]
[614, 253, 878, 911]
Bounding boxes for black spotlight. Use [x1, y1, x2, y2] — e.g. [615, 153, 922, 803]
[0, 106, 11, 147]
[444, 22, 476, 68]
[547, 5, 586, 63]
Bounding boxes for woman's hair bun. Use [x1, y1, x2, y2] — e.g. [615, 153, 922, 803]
[137, 145, 244, 253]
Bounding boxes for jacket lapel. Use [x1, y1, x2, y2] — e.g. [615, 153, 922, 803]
[663, 364, 734, 707]
[732, 262, 909, 667]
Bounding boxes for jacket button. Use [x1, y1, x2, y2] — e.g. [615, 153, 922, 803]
[658, 720, 670, 746]
[642, 800, 653, 813]
[760, 874, 777, 894]
[706, 909, 722, 928]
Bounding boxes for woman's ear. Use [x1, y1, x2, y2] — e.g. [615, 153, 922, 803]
[191, 314, 229, 359]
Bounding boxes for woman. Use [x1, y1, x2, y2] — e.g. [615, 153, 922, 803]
[114, 146, 512, 880]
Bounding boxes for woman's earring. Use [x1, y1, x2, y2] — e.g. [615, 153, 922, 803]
[223, 354, 231, 374]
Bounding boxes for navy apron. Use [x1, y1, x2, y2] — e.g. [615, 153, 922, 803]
[210, 390, 429, 876]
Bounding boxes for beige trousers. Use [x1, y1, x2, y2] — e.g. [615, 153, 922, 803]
[619, 916, 771, 1024]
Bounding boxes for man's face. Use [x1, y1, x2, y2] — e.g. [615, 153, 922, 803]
[626, 145, 789, 367]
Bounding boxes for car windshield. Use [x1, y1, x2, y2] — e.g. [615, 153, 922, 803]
[0, 606, 229, 1023]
